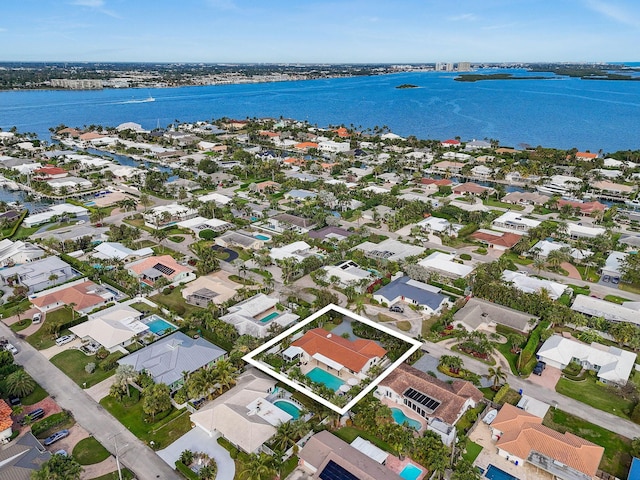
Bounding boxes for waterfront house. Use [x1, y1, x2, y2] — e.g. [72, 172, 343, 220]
[118, 331, 227, 391]
[490, 403, 603, 480]
[289, 328, 387, 378]
[501, 192, 550, 206]
[376, 363, 483, 445]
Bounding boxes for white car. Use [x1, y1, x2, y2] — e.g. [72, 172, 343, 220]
[5, 343, 18, 355]
[55, 334, 76, 346]
[33, 313, 42, 324]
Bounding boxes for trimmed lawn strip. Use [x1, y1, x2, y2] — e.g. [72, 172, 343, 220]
[22, 384, 48, 405]
[543, 409, 631, 478]
[100, 392, 191, 450]
[335, 426, 394, 454]
[494, 341, 519, 375]
[482, 198, 524, 211]
[463, 439, 483, 463]
[72, 436, 111, 465]
[603, 294, 632, 304]
[89, 468, 135, 480]
[50, 349, 120, 388]
[10, 318, 32, 332]
[555, 375, 634, 419]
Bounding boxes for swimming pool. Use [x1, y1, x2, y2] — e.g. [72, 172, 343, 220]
[485, 464, 519, 480]
[254, 234, 270, 241]
[400, 463, 423, 480]
[274, 400, 302, 419]
[306, 367, 344, 391]
[260, 312, 280, 323]
[144, 315, 177, 335]
[391, 408, 422, 430]
[85, 201, 96, 206]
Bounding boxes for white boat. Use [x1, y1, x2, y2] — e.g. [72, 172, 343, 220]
[483, 409, 498, 425]
[122, 96, 155, 104]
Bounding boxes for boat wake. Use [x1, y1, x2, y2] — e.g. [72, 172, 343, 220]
[119, 97, 155, 104]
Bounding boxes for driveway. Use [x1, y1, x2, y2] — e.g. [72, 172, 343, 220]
[0, 321, 180, 480]
[85, 376, 117, 402]
[40, 338, 83, 360]
[212, 245, 239, 263]
[526, 366, 561, 390]
[45, 424, 89, 455]
[156, 427, 235, 480]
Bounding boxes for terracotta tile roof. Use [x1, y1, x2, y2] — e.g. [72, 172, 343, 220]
[442, 139, 461, 145]
[471, 231, 522, 248]
[259, 131, 279, 137]
[452, 182, 490, 194]
[292, 328, 387, 373]
[335, 127, 350, 138]
[57, 127, 81, 137]
[556, 199, 606, 214]
[294, 142, 319, 150]
[79, 132, 106, 141]
[128, 255, 191, 280]
[35, 166, 67, 176]
[574, 152, 598, 159]
[31, 280, 107, 311]
[379, 363, 483, 425]
[493, 404, 603, 477]
[421, 178, 452, 186]
[0, 399, 13, 432]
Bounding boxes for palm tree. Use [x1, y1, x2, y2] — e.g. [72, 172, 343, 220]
[487, 366, 507, 390]
[214, 359, 237, 393]
[439, 354, 463, 374]
[6, 369, 36, 397]
[239, 453, 275, 480]
[273, 421, 298, 451]
[31, 453, 83, 480]
[114, 364, 137, 397]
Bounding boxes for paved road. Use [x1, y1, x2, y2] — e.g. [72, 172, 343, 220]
[424, 340, 640, 439]
[0, 322, 180, 480]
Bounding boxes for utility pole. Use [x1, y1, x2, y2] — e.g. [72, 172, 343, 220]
[110, 433, 127, 480]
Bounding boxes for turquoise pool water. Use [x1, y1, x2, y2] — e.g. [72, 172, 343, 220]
[85, 201, 96, 206]
[391, 408, 422, 430]
[274, 400, 301, 419]
[260, 312, 280, 323]
[145, 315, 176, 335]
[306, 367, 344, 391]
[485, 465, 519, 480]
[255, 234, 270, 241]
[400, 464, 423, 480]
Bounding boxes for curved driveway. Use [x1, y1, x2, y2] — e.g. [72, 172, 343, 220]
[0, 322, 180, 480]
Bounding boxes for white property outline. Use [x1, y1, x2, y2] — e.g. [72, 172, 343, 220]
[243, 303, 422, 415]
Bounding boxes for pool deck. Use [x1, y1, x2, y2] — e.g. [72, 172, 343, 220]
[469, 422, 553, 480]
[386, 455, 427, 480]
[380, 397, 425, 433]
[299, 360, 359, 386]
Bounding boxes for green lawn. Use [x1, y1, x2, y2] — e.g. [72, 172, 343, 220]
[10, 318, 32, 332]
[100, 391, 192, 449]
[72, 437, 111, 465]
[89, 468, 135, 480]
[574, 265, 601, 283]
[482, 198, 524, 211]
[335, 426, 395, 454]
[0, 298, 32, 319]
[462, 439, 483, 463]
[396, 320, 412, 331]
[51, 349, 121, 388]
[22, 384, 48, 405]
[128, 302, 163, 317]
[150, 287, 199, 318]
[494, 341, 519, 374]
[567, 283, 590, 296]
[26, 308, 75, 349]
[603, 294, 632, 305]
[555, 375, 635, 419]
[543, 408, 632, 478]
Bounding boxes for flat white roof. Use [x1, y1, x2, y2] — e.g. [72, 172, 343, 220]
[418, 252, 474, 278]
[571, 294, 639, 325]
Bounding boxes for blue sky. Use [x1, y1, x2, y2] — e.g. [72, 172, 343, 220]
[2, 0, 640, 62]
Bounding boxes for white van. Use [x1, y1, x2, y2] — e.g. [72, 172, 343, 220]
[32, 313, 42, 324]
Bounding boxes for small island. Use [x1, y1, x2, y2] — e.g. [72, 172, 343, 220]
[396, 83, 419, 89]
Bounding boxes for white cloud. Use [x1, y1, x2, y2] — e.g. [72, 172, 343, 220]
[585, 0, 640, 27]
[448, 13, 477, 22]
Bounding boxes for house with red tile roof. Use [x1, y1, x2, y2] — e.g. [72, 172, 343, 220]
[126, 255, 194, 286]
[376, 363, 483, 445]
[573, 151, 598, 161]
[290, 328, 387, 377]
[0, 399, 13, 442]
[78, 132, 107, 141]
[335, 127, 350, 138]
[33, 166, 68, 179]
[56, 127, 81, 138]
[441, 139, 461, 147]
[555, 198, 606, 216]
[251, 180, 281, 194]
[490, 404, 603, 480]
[452, 182, 494, 196]
[31, 279, 115, 314]
[471, 229, 522, 251]
[294, 142, 319, 151]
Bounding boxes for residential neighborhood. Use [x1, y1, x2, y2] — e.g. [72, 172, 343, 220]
[1, 117, 640, 480]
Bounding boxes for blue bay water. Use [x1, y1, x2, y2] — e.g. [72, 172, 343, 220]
[1, 69, 640, 152]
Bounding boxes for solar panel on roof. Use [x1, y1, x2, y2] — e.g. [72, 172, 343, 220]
[319, 460, 360, 480]
[404, 388, 441, 412]
[153, 263, 175, 276]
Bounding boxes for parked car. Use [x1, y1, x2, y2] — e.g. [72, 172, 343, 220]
[533, 361, 546, 375]
[4, 342, 18, 355]
[602, 275, 610, 283]
[33, 313, 42, 324]
[20, 408, 45, 425]
[55, 335, 76, 346]
[8, 395, 21, 407]
[389, 305, 404, 313]
[54, 450, 68, 457]
[612, 276, 620, 285]
[43, 429, 69, 446]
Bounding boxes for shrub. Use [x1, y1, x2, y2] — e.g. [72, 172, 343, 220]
[174, 388, 188, 405]
[95, 347, 109, 360]
[493, 383, 511, 405]
[99, 353, 121, 371]
[198, 229, 216, 240]
[459, 253, 472, 261]
[175, 460, 199, 480]
[85, 362, 96, 374]
[163, 287, 172, 295]
[31, 411, 71, 437]
[631, 403, 640, 424]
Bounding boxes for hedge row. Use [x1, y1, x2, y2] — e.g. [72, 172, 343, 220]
[493, 383, 511, 405]
[32, 411, 71, 436]
[518, 321, 550, 370]
[429, 280, 465, 296]
[175, 461, 199, 480]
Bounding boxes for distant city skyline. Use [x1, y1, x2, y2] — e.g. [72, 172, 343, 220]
[2, 0, 640, 63]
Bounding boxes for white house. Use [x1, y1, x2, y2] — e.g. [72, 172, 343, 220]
[323, 261, 375, 290]
[269, 241, 314, 262]
[219, 293, 299, 338]
[418, 252, 474, 279]
[143, 204, 197, 229]
[416, 217, 463, 237]
[502, 271, 568, 300]
[491, 211, 541, 234]
[537, 335, 636, 384]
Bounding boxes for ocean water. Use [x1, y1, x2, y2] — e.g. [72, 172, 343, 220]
[1, 69, 639, 152]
